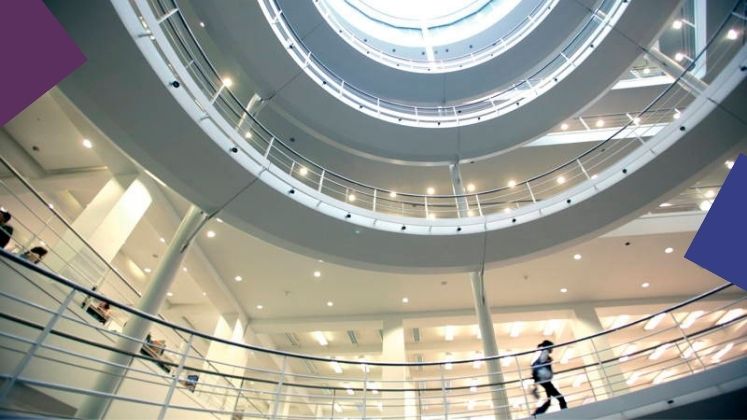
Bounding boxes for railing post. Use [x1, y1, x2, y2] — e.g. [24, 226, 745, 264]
[362, 366, 369, 418]
[577, 159, 591, 180]
[372, 189, 377, 212]
[526, 182, 537, 204]
[318, 169, 325, 192]
[0, 288, 77, 401]
[330, 389, 337, 419]
[589, 338, 615, 397]
[476, 195, 483, 216]
[669, 312, 707, 371]
[513, 355, 532, 417]
[156, 8, 179, 24]
[264, 137, 275, 159]
[158, 333, 194, 420]
[271, 356, 288, 419]
[440, 364, 449, 419]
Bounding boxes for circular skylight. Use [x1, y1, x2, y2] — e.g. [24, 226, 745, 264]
[317, 0, 551, 72]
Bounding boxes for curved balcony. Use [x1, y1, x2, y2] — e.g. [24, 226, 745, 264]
[1, 248, 745, 418]
[311, 0, 557, 74]
[260, 0, 628, 128]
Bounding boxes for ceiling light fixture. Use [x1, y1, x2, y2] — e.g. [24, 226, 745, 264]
[626, 371, 641, 386]
[619, 344, 637, 362]
[144, 267, 152, 273]
[560, 347, 574, 364]
[611, 314, 630, 329]
[543, 319, 561, 336]
[206, 230, 216, 238]
[643, 67, 651, 75]
[167, 292, 173, 297]
[299, 166, 308, 176]
[649, 343, 670, 360]
[725, 160, 734, 169]
[182, 267, 188, 272]
[717, 308, 744, 325]
[573, 253, 582, 261]
[221, 77, 233, 87]
[326, 301, 334, 307]
[466, 183, 476, 192]
[199, 21, 205, 28]
[704, 190, 715, 199]
[234, 275, 242, 282]
[331, 360, 343, 374]
[699, 200, 712, 212]
[202, 291, 207, 296]
[402, 297, 409, 304]
[507, 179, 517, 188]
[680, 310, 704, 328]
[659, 202, 672, 208]
[726, 29, 738, 40]
[313, 331, 328, 346]
[560, 288, 568, 293]
[644, 313, 666, 331]
[244, 131, 252, 139]
[347, 193, 356, 202]
[82, 139, 93, 149]
[509, 322, 523, 338]
[389, 191, 397, 198]
[632, 117, 641, 125]
[256, 304, 263, 310]
[653, 369, 672, 384]
[159, 237, 166, 243]
[556, 176, 566, 184]
[595, 119, 605, 128]
[426, 187, 435, 195]
[560, 123, 569, 130]
[665, 247, 674, 254]
[671, 19, 683, 29]
[674, 52, 685, 62]
[313, 271, 321, 278]
[641, 282, 650, 288]
[711, 342, 734, 362]
[444, 326, 455, 341]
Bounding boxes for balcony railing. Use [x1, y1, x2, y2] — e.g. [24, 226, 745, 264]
[259, 0, 625, 126]
[119, 0, 744, 233]
[312, 0, 558, 74]
[0, 246, 744, 418]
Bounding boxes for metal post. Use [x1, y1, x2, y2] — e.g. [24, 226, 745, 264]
[158, 333, 194, 419]
[330, 389, 337, 419]
[440, 364, 449, 420]
[271, 356, 288, 419]
[577, 159, 591, 180]
[372, 189, 377, 212]
[513, 355, 532, 418]
[264, 137, 275, 158]
[362, 367, 368, 419]
[526, 182, 536, 204]
[318, 170, 325, 192]
[0, 288, 76, 401]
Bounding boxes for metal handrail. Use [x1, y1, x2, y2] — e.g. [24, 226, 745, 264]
[130, 0, 744, 226]
[309, 0, 555, 73]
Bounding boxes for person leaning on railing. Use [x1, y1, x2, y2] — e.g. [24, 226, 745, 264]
[531, 340, 568, 415]
[0, 209, 14, 250]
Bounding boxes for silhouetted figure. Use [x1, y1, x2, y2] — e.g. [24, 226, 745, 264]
[531, 340, 567, 415]
[0, 210, 14, 249]
[20, 246, 48, 264]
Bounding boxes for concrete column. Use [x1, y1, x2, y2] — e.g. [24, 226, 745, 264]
[52, 175, 151, 287]
[449, 163, 510, 418]
[381, 318, 416, 419]
[571, 305, 628, 398]
[76, 205, 208, 419]
[647, 48, 709, 95]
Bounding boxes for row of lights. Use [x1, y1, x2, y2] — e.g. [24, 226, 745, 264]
[672, 18, 739, 40]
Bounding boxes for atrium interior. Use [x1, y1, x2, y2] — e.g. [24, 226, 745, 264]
[1, 0, 747, 418]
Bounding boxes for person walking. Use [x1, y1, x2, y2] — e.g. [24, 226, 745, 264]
[531, 339, 567, 415]
[0, 210, 14, 249]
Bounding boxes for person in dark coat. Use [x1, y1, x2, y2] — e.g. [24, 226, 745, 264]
[531, 340, 567, 415]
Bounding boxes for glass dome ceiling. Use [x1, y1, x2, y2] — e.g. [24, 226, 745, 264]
[317, 0, 550, 72]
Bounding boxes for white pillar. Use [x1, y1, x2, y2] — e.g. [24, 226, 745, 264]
[381, 318, 416, 419]
[450, 163, 510, 418]
[647, 48, 709, 95]
[76, 205, 208, 419]
[52, 175, 151, 287]
[571, 305, 628, 399]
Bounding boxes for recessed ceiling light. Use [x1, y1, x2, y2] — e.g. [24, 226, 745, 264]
[234, 275, 242, 282]
[595, 119, 604, 128]
[82, 139, 93, 149]
[48, 203, 53, 209]
[704, 190, 715, 199]
[659, 202, 672, 208]
[643, 67, 651, 75]
[312, 331, 328, 346]
[507, 179, 517, 188]
[167, 292, 173, 297]
[674, 52, 685, 62]
[244, 131, 252, 139]
[256, 304, 263, 310]
[560, 123, 569, 130]
[503, 208, 512, 214]
[182, 267, 188, 272]
[426, 187, 435, 195]
[299, 166, 308, 176]
[221, 77, 233, 87]
[632, 117, 641, 125]
[641, 282, 650, 288]
[199, 21, 205, 28]
[159, 237, 166, 243]
[573, 253, 582, 261]
[673, 110, 681, 120]
[726, 28, 738, 40]
[402, 297, 409, 303]
[560, 288, 568, 293]
[664, 247, 674, 254]
[314, 271, 321, 278]
[699, 200, 712, 212]
[671, 19, 683, 29]
[326, 301, 334, 307]
[318, 259, 324, 263]
[467, 209, 476, 217]
[427, 213, 436, 220]
[202, 291, 207, 296]
[466, 183, 476, 192]
[206, 230, 216, 238]
[556, 176, 566, 184]
[348, 193, 356, 202]
[725, 160, 734, 169]
[216, 218, 223, 223]
[144, 267, 152, 273]
[389, 191, 397, 198]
